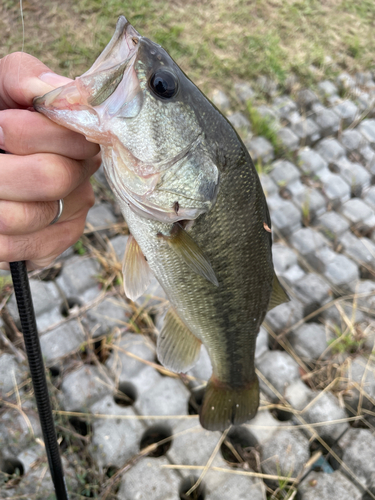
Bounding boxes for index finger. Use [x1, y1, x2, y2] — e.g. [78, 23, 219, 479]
[0, 52, 71, 109]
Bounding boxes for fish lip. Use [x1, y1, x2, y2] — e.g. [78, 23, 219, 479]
[33, 16, 141, 115]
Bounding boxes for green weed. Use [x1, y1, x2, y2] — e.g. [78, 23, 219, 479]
[247, 102, 282, 155]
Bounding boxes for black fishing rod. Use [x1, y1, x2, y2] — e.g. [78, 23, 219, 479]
[9, 261, 69, 499]
[1, 145, 68, 498]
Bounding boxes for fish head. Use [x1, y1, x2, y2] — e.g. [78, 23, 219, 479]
[34, 16, 219, 223]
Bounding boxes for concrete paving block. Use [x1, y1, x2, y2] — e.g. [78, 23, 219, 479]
[282, 264, 306, 285]
[265, 299, 304, 336]
[273, 95, 298, 118]
[227, 111, 251, 139]
[257, 76, 278, 97]
[6, 278, 61, 324]
[277, 127, 299, 151]
[297, 147, 328, 175]
[131, 364, 164, 394]
[56, 256, 101, 297]
[298, 89, 320, 111]
[0, 353, 27, 395]
[313, 107, 340, 137]
[292, 273, 332, 316]
[301, 391, 349, 440]
[292, 186, 327, 221]
[167, 420, 227, 475]
[342, 356, 375, 417]
[204, 470, 264, 500]
[337, 72, 356, 91]
[272, 243, 298, 275]
[317, 211, 350, 241]
[315, 138, 346, 168]
[298, 470, 362, 500]
[335, 157, 371, 196]
[285, 179, 305, 199]
[323, 254, 359, 292]
[332, 100, 358, 127]
[363, 185, 375, 210]
[317, 80, 338, 98]
[90, 395, 144, 468]
[340, 129, 367, 153]
[292, 117, 321, 146]
[288, 323, 329, 362]
[358, 118, 375, 148]
[338, 231, 375, 271]
[260, 428, 309, 478]
[86, 202, 117, 236]
[106, 332, 156, 381]
[246, 409, 282, 444]
[356, 279, 375, 311]
[339, 428, 375, 495]
[60, 364, 114, 411]
[246, 136, 274, 164]
[284, 379, 314, 411]
[187, 345, 212, 382]
[134, 376, 191, 427]
[340, 198, 375, 233]
[118, 456, 181, 500]
[87, 296, 132, 338]
[0, 408, 42, 455]
[234, 81, 255, 103]
[256, 351, 300, 401]
[286, 110, 303, 126]
[211, 89, 230, 111]
[259, 173, 278, 197]
[255, 326, 270, 360]
[317, 169, 351, 208]
[267, 195, 302, 237]
[270, 160, 301, 186]
[322, 301, 364, 326]
[256, 104, 281, 127]
[39, 319, 85, 365]
[289, 227, 328, 265]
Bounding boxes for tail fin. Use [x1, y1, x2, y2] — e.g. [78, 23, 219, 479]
[199, 376, 259, 431]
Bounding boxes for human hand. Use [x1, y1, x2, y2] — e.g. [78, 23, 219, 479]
[0, 52, 101, 270]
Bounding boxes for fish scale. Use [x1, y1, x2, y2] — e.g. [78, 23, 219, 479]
[34, 15, 288, 431]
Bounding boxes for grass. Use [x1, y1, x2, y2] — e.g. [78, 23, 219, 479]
[1, 0, 375, 96]
[247, 101, 283, 153]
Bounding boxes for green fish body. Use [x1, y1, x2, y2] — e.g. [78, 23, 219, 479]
[34, 16, 288, 430]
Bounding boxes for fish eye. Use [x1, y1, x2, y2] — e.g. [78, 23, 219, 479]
[150, 70, 178, 99]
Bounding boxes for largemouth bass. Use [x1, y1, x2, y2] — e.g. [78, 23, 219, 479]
[34, 16, 288, 431]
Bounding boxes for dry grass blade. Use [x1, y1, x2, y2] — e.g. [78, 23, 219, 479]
[186, 427, 230, 496]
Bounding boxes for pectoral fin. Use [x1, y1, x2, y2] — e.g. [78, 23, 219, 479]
[157, 307, 202, 373]
[267, 273, 289, 311]
[160, 223, 219, 287]
[123, 235, 153, 301]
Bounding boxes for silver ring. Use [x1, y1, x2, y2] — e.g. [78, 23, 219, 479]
[49, 199, 64, 226]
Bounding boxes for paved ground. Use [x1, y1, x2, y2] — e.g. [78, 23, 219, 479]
[1, 72, 375, 499]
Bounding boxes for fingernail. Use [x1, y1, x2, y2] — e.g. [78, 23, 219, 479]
[39, 72, 73, 87]
[0, 126, 4, 149]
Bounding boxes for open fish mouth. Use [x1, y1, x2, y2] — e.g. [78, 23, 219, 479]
[34, 16, 141, 141]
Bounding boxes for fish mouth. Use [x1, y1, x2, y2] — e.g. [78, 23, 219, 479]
[33, 16, 141, 141]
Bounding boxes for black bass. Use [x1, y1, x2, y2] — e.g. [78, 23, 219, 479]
[34, 16, 288, 430]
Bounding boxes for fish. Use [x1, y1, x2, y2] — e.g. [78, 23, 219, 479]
[34, 16, 288, 431]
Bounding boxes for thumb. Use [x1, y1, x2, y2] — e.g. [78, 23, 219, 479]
[0, 52, 72, 109]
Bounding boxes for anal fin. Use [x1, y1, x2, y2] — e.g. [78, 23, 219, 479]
[157, 307, 202, 373]
[123, 234, 153, 301]
[267, 272, 289, 311]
